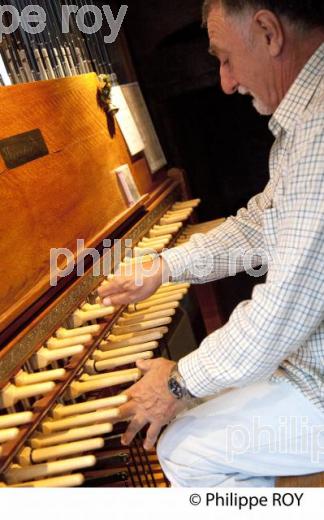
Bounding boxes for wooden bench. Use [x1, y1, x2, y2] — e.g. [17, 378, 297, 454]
[276, 472, 324, 487]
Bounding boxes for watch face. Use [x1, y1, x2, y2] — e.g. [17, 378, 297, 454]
[168, 377, 183, 399]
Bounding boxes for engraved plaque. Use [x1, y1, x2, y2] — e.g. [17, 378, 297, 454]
[0, 129, 49, 169]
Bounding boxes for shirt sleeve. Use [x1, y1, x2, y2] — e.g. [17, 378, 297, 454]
[178, 122, 324, 398]
[161, 174, 278, 284]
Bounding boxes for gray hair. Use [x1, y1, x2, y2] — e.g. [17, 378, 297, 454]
[202, 0, 324, 30]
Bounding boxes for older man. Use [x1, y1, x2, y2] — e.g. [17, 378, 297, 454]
[99, 0, 324, 486]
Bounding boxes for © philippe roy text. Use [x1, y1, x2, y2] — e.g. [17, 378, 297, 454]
[0, 4, 128, 43]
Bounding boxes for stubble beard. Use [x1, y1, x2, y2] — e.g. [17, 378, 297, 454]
[238, 86, 273, 116]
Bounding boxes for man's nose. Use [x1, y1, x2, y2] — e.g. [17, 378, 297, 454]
[220, 66, 239, 95]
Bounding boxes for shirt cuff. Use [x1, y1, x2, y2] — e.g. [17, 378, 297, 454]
[160, 244, 193, 282]
[178, 348, 224, 398]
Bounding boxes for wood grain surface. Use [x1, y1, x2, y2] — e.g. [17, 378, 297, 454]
[0, 74, 159, 333]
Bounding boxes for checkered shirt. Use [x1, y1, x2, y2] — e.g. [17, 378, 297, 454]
[162, 43, 324, 413]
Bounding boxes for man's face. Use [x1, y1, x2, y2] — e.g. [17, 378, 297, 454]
[207, 4, 275, 115]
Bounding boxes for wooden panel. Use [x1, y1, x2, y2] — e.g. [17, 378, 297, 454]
[0, 185, 179, 382]
[276, 472, 324, 487]
[0, 74, 157, 333]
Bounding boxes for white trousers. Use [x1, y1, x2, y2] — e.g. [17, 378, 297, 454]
[157, 380, 324, 487]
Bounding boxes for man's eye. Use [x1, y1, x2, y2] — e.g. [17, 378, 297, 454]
[221, 59, 229, 67]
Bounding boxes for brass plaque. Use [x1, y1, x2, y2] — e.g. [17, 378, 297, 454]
[0, 129, 49, 169]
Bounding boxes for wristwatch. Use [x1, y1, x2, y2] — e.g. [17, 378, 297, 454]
[167, 364, 195, 400]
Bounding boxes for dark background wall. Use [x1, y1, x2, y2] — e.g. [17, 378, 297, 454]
[108, 0, 274, 319]
[120, 0, 274, 219]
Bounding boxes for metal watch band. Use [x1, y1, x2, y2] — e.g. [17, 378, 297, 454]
[167, 364, 195, 400]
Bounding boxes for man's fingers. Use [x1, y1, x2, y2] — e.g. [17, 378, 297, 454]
[118, 400, 137, 420]
[143, 421, 163, 450]
[98, 275, 138, 294]
[102, 292, 137, 307]
[98, 280, 144, 306]
[136, 358, 155, 372]
[97, 280, 124, 297]
[121, 415, 147, 446]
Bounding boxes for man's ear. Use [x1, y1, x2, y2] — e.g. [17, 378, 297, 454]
[252, 9, 284, 57]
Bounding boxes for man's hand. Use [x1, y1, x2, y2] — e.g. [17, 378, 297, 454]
[97, 256, 171, 307]
[119, 357, 187, 450]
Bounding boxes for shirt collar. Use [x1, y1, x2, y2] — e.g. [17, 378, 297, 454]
[269, 42, 324, 137]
